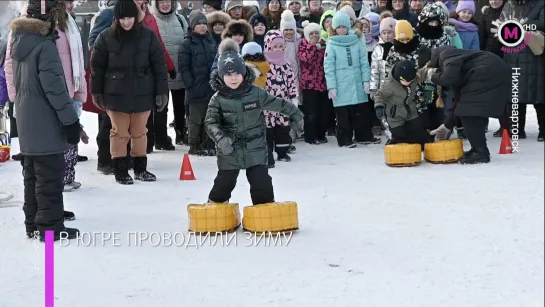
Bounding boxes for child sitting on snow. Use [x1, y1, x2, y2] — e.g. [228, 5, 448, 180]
[204, 38, 303, 205]
[373, 60, 430, 149]
[241, 42, 270, 89]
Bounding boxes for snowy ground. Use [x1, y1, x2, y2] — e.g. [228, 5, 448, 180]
[0, 107, 543, 307]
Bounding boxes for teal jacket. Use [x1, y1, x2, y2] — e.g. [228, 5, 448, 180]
[444, 25, 463, 49]
[324, 30, 371, 107]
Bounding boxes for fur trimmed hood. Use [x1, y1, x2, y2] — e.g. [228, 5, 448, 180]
[208, 10, 231, 32]
[222, 19, 254, 43]
[9, 17, 52, 36]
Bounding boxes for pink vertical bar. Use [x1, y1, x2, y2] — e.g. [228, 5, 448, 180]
[45, 231, 54, 307]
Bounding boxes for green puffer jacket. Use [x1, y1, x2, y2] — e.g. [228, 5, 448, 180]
[205, 68, 304, 171]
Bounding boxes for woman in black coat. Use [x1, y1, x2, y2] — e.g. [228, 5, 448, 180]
[90, 1, 169, 184]
[427, 46, 510, 164]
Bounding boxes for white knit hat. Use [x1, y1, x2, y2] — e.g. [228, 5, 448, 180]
[302, 20, 321, 41]
[339, 4, 357, 22]
[280, 9, 297, 32]
[241, 42, 263, 56]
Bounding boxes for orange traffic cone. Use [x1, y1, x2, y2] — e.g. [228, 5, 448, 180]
[180, 153, 196, 180]
[499, 129, 513, 154]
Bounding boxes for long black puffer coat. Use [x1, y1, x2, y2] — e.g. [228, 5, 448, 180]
[178, 32, 217, 104]
[90, 22, 169, 113]
[479, 3, 506, 57]
[429, 46, 510, 128]
[501, 0, 544, 104]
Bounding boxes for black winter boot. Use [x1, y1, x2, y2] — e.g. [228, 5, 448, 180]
[459, 147, 490, 164]
[64, 210, 75, 221]
[97, 163, 114, 175]
[155, 136, 175, 150]
[112, 158, 134, 185]
[38, 227, 80, 242]
[188, 144, 206, 156]
[133, 156, 156, 181]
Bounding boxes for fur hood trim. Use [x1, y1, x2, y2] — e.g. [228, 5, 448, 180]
[481, 5, 490, 14]
[207, 11, 231, 32]
[9, 17, 52, 36]
[222, 19, 254, 42]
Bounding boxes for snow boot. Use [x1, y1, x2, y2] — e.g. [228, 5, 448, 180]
[459, 147, 490, 165]
[133, 156, 156, 182]
[287, 145, 296, 153]
[277, 153, 291, 162]
[64, 210, 76, 221]
[38, 227, 80, 242]
[112, 157, 134, 185]
[357, 137, 382, 145]
[175, 129, 188, 145]
[64, 182, 81, 192]
[207, 148, 217, 156]
[77, 155, 88, 162]
[317, 138, 328, 144]
[97, 163, 114, 175]
[372, 126, 383, 136]
[188, 144, 206, 156]
[341, 141, 357, 148]
[12, 153, 22, 161]
[155, 136, 175, 151]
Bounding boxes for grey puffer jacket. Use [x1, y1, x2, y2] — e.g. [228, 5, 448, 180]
[10, 17, 79, 156]
[151, 1, 188, 90]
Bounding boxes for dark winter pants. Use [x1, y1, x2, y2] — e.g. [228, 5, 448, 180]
[327, 98, 336, 131]
[498, 104, 545, 135]
[188, 102, 213, 149]
[421, 103, 445, 131]
[208, 165, 274, 205]
[22, 154, 65, 233]
[8, 101, 17, 138]
[146, 105, 169, 150]
[171, 89, 186, 134]
[302, 89, 329, 143]
[267, 125, 291, 165]
[389, 116, 429, 149]
[334, 103, 374, 146]
[63, 145, 78, 185]
[460, 116, 489, 154]
[97, 114, 131, 167]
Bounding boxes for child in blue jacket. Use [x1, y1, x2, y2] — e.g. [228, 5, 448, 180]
[448, 1, 479, 50]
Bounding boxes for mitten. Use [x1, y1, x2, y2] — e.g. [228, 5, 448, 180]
[155, 95, 169, 112]
[375, 106, 385, 119]
[92, 94, 104, 110]
[363, 82, 370, 94]
[168, 70, 176, 80]
[217, 137, 234, 155]
[63, 121, 81, 145]
[430, 124, 451, 142]
[328, 89, 337, 100]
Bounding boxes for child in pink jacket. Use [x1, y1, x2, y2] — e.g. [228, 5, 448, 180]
[263, 30, 298, 168]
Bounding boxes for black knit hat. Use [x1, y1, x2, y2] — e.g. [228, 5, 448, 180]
[393, 60, 417, 83]
[218, 38, 246, 78]
[26, 0, 62, 22]
[114, 0, 139, 19]
[204, 0, 223, 10]
[249, 13, 268, 29]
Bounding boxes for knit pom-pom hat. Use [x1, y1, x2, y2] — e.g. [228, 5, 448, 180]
[332, 11, 351, 30]
[280, 9, 297, 32]
[218, 38, 247, 78]
[380, 17, 397, 34]
[302, 20, 322, 42]
[456, 0, 475, 15]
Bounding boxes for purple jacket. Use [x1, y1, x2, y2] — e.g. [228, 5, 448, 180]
[0, 61, 7, 107]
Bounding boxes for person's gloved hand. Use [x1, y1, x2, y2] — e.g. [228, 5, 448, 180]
[375, 106, 385, 119]
[64, 121, 81, 145]
[430, 124, 451, 142]
[369, 89, 376, 99]
[168, 70, 176, 80]
[80, 129, 89, 144]
[217, 137, 233, 155]
[155, 95, 169, 112]
[92, 94, 104, 110]
[328, 89, 337, 100]
[363, 82, 370, 94]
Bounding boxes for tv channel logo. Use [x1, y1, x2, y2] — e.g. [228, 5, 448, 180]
[495, 19, 537, 54]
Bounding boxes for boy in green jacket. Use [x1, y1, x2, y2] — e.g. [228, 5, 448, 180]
[204, 39, 304, 205]
[373, 60, 430, 149]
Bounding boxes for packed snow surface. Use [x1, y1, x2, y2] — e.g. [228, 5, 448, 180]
[1, 108, 543, 307]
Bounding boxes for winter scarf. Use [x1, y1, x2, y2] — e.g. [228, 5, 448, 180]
[365, 32, 374, 44]
[66, 14, 85, 92]
[283, 34, 300, 85]
[449, 18, 478, 32]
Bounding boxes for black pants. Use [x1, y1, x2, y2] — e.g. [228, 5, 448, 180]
[460, 116, 489, 154]
[146, 104, 170, 150]
[97, 113, 131, 167]
[334, 103, 374, 146]
[208, 165, 274, 205]
[22, 154, 65, 233]
[499, 104, 545, 135]
[421, 103, 444, 131]
[188, 102, 213, 149]
[326, 98, 336, 131]
[368, 96, 381, 127]
[8, 101, 17, 138]
[171, 89, 186, 134]
[302, 89, 329, 143]
[389, 116, 429, 149]
[266, 125, 291, 164]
